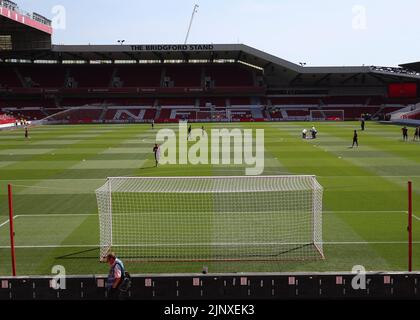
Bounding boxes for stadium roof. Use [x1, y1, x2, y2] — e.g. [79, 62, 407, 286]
[400, 61, 420, 73]
[1, 44, 420, 82]
[0, 0, 52, 50]
[0, 1, 52, 35]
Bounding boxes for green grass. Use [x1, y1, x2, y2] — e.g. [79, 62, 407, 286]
[0, 121, 420, 275]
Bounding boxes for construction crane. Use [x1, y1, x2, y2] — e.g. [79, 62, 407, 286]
[184, 4, 199, 44]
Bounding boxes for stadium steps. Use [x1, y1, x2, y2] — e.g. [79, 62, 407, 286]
[64, 68, 70, 87]
[109, 67, 118, 87]
[372, 106, 385, 119]
[390, 104, 420, 120]
[13, 67, 27, 88]
[155, 106, 162, 120]
[99, 107, 109, 121]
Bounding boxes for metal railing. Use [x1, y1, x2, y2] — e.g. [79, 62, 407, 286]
[370, 65, 420, 77]
[0, 0, 51, 26]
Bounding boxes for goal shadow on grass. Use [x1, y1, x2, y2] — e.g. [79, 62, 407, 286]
[55, 247, 99, 260]
[118, 243, 316, 262]
[53, 244, 318, 267]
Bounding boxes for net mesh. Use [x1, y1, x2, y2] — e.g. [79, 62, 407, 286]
[96, 176, 324, 262]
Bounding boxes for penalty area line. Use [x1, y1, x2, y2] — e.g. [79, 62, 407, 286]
[0, 215, 20, 228]
[8, 214, 97, 218]
[2, 241, 420, 249]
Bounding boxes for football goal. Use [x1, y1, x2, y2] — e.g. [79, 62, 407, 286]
[96, 176, 324, 263]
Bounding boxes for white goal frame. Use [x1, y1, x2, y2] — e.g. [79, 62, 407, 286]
[96, 176, 324, 263]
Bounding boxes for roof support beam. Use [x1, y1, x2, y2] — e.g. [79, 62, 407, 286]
[122, 51, 138, 60]
[60, 51, 87, 62]
[340, 73, 361, 85]
[289, 73, 303, 86]
[236, 51, 242, 62]
[94, 52, 111, 60]
[314, 73, 331, 86]
[368, 73, 390, 84]
[152, 51, 164, 63]
[181, 51, 190, 62]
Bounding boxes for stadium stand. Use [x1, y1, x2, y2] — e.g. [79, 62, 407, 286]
[0, 113, 16, 124]
[164, 64, 202, 87]
[0, 65, 22, 87]
[114, 65, 161, 87]
[17, 64, 66, 87]
[5, 108, 47, 120]
[68, 65, 114, 88]
[206, 64, 257, 87]
[1, 41, 419, 123]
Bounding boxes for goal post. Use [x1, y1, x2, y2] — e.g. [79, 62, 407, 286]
[310, 110, 345, 121]
[96, 176, 324, 263]
[196, 109, 230, 122]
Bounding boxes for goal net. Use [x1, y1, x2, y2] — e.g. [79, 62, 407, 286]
[96, 176, 324, 263]
[310, 110, 344, 121]
[196, 109, 229, 122]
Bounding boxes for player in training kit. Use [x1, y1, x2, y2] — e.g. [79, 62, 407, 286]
[402, 127, 408, 141]
[151, 119, 155, 129]
[188, 125, 192, 140]
[311, 126, 318, 139]
[202, 126, 206, 136]
[413, 127, 419, 141]
[24, 125, 29, 139]
[153, 144, 160, 167]
[361, 119, 365, 131]
[352, 130, 359, 148]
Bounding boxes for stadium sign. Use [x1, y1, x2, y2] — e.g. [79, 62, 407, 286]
[130, 44, 214, 52]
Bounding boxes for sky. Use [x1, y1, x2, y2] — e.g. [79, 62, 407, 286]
[14, 0, 420, 67]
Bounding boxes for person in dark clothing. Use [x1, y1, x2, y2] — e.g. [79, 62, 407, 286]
[413, 127, 419, 141]
[311, 126, 318, 139]
[188, 125, 192, 140]
[402, 127, 409, 141]
[153, 144, 160, 167]
[352, 130, 359, 148]
[106, 253, 129, 300]
[361, 119, 365, 131]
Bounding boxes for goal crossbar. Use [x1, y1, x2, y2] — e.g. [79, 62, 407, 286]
[96, 176, 324, 264]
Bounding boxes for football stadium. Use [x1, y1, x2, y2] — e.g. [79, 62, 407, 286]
[1, 0, 420, 301]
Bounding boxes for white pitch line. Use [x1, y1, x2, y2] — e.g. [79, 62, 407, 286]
[0, 215, 19, 228]
[0, 220, 10, 228]
[0, 245, 98, 249]
[1, 241, 420, 249]
[325, 210, 407, 213]
[0, 179, 107, 181]
[5, 211, 419, 218]
[11, 214, 97, 218]
[324, 241, 420, 245]
[0, 176, 419, 181]
[318, 176, 420, 178]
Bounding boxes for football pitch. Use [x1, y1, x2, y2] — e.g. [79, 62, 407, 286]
[0, 121, 419, 276]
